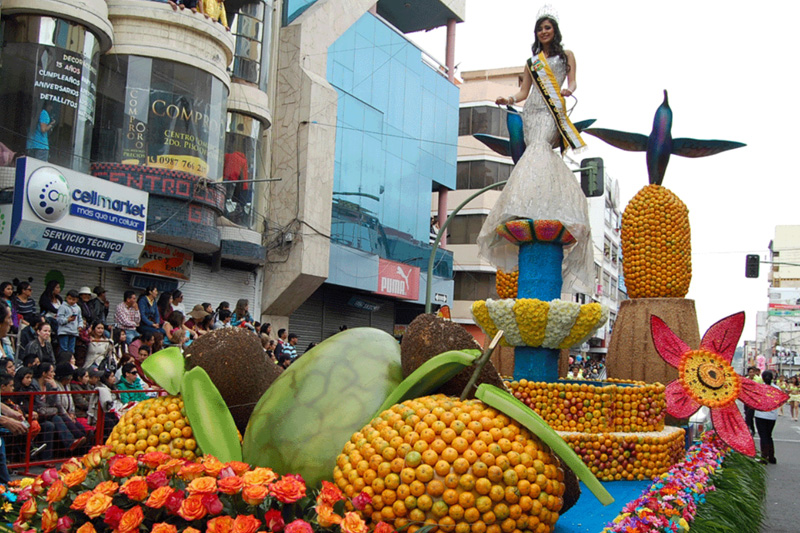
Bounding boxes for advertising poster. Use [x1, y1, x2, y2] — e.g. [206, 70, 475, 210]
[375, 258, 420, 300]
[10, 157, 148, 266]
[123, 243, 193, 281]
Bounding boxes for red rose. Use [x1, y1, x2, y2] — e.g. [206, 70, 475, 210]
[284, 519, 313, 533]
[351, 492, 371, 511]
[202, 494, 224, 515]
[146, 470, 170, 489]
[109, 455, 139, 478]
[103, 506, 124, 529]
[233, 515, 261, 533]
[164, 489, 185, 515]
[264, 509, 285, 532]
[374, 522, 394, 533]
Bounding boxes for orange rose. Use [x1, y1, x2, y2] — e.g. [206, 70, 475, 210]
[242, 484, 269, 505]
[109, 455, 139, 478]
[84, 492, 113, 518]
[150, 523, 178, 533]
[120, 476, 149, 501]
[62, 468, 88, 488]
[177, 494, 207, 521]
[186, 476, 218, 495]
[60, 457, 83, 473]
[178, 462, 206, 481]
[76, 523, 97, 533]
[341, 512, 368, 533]
[206, 516, 235, 533]
[93, 481, 119, 496]
[82, 446, 109, 469]
[70, 491, 94, 510]
[268, 476, 306, 504]
[317, 481, 344, 507]
[217, 476, 244, 495]
[184, 528, 201, 533]
[18, 498, 37, 520]
[139, 451, 172, 469]
[41, 505, 58, 533]
[46, 480, 69, 503]
[233, 515, 261, 533]
[242, 467, 278, 486]
[145, 486, 174, 509]
[117, 505, 144, 533]
[374, 522, 394, 533]
[225, 461, 251, 476]
[316, 504, 343, 527]
[202, 456, 225, 477]
[156, 459, 185, 475]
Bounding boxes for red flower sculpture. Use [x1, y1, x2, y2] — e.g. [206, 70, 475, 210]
[651, 312, 788, 456]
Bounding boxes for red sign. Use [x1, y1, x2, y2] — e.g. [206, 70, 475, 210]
[376, 258, 420, 300]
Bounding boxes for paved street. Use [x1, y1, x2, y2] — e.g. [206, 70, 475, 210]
[760, 411, 800, 533]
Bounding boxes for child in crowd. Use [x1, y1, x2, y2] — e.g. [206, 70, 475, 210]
[56, 290, 81, 353]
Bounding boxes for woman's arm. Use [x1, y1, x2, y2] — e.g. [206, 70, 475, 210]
[561, 50, 577, 97]
[496, 66, 533, 106]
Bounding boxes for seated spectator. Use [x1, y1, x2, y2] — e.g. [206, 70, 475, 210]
[231, 299, 255, 330]
[19, 321, 55, 365]
[157, 292, 173, 325]
[136, 346, 151, 362]
[86, 369, 120, 439]
[70, 368, 93, 433]
[118, 363, 148, 404]
[1, 375, 32, 480]
[171, 290, 186, 316]
[213, 309, 232, 330]
[128, 332, 155, 362]
[164, 312, 195, 348]
[84, 322, 114, 369]
[1, 357, 15, 376]
[212, 301, 230, 324]
[137, 286, 164, 337]
[1, 372, 45, 464]
[184, 304, 209, 330]
[56, 290, 81, 353]
[194, 315, 214, 336]
[53, 364, 91, 442]
[9, 366, 52, 461]
[21, 354, 40, 370]
[39, 280, 62, 325]
[56, 351, 76, 369]
[17, 314, 44, 350]
[31, 363, 86, 452]
[115, 290, 141, 344]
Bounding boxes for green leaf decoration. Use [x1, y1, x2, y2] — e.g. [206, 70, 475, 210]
[182, 366, 243, 462]
[475, 383, 614, 506]
[141, 346, 185, 395]
[375, 349, 482, 415]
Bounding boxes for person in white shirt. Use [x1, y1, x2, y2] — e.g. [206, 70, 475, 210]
[171, 290, 186, 316]
[754, 370, 780, 464]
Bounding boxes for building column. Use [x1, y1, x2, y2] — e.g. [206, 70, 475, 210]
[445, 18, 456, 83]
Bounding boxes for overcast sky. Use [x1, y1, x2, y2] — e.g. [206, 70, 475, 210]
[409, 0, 799, 342]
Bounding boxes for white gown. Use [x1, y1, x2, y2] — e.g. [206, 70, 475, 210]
[476, 55, 593, 294]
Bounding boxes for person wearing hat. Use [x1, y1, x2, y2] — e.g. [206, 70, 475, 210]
[77, 287, 94, 328]
[184, 304, 209, 330]
[89, 286, 110, 327]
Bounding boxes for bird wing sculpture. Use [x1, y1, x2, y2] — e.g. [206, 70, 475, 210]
[473, 105, 595, 165]
[583, 90, 745, 185]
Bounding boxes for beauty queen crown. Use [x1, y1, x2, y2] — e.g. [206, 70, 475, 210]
[536, 4, 559, 23]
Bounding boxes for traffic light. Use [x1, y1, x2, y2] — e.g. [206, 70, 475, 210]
[745, 254, 760, 278]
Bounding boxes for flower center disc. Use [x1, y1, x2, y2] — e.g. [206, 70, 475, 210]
[697, 363, 725, 389]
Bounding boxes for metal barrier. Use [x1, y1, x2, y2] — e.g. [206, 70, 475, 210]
[4, 387, 160, 475]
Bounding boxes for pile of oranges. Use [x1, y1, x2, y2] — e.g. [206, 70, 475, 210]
[107, 395, 198, 461]
[495, 270, 519, 299]
[559, 428, 685, 481]
[334, 395, 566, 533]
[507, 380, 666, 433]
[621, 184, 691, 298]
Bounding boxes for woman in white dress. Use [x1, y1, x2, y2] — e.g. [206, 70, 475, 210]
[477, 14, 593, 293]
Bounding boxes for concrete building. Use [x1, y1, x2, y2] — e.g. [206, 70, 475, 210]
[444, 66, 625, 361]
[0, 0, 462, 342]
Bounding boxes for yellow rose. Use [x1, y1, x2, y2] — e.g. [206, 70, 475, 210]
[83, 492, 113, 518]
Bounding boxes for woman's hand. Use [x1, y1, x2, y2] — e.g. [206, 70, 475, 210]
[561, 88, 573, 97]
[495, 96, 509, 105]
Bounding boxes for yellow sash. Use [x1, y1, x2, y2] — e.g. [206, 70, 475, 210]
[527, 52, 586, 151]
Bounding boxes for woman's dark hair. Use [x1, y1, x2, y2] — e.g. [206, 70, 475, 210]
[73, 367, 88, 381]
[34, 362, 53, 379]
[14, 367, 33, 388]
[34, 320, 50, 332]
[101, 371, 116, 388]
[218, 309, 232, 321]
[56, 351, 75, 366]
[121, 362, 137, 376]
[0, 302, 8, 324]
[234, 299, 248, 316]
[90, 321, 105, 335]
[15, 281, 31, 295]
[22, 354, 40, 367]
[259, 323, 271, 335]
[167, 311, 185, 328]
[157, 292, 173, 317]
[152, 333, 164, 352]
[123, 290, 136, 301]
[762, 370, 774, 385]
[40, 279, 63, 306]
[142, 285, 157, 297]
[216, 301, 230, 312]
[531, 16, 568, 70]
[199, 315, 213, 329]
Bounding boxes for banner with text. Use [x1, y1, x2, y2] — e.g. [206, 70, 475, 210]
[375, 258, 420, 300]
[123, 243, 193, 281]
[10, 157, 148, 266]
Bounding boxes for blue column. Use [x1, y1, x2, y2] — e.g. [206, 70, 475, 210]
[514, 241, 563, 382]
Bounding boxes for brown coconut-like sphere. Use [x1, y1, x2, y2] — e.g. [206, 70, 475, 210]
[185, 328, 282, 433]
[400, 313, 506, 398]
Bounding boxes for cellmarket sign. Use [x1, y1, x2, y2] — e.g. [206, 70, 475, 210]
[11, 157, 148, 265]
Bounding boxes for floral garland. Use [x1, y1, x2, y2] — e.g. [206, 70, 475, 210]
[601, 432, 728, 533]
[5, 445, 390, 533]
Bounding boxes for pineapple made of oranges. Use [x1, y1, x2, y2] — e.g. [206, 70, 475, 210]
[107, 395, 199, 461]
[620, 184, 691, 298]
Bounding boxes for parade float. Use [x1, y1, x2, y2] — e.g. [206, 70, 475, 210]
[1, 91, 784, 533]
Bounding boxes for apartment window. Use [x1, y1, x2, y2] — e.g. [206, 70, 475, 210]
[459, 106, 507, 137]
[454, 273, 498, 301]
[610, 276, 618, 300]
[456, 160, 512, 189]
[603, 237, 612, 261]
[448, 214, 488, 245]
[611, 244, 619, 267]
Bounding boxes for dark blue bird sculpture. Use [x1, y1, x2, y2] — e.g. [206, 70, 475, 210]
[583, 90, 745, 185]
[472, 106, 595, 164]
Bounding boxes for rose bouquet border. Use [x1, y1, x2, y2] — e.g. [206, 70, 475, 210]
[601, 432, 728, 533]
[11, 445, 390, 533]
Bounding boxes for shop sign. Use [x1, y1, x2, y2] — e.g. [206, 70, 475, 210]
[10, 157, 147, 266]
[347, 296, 381, 312]
[0, 203, 11, 246]
[768, 303, 800, 317]
[376, 258, 420, 300]
[123, 243, 193, 281]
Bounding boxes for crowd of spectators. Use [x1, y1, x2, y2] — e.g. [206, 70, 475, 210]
[566, 353, 607, 380]
[0, 278, 307, 479]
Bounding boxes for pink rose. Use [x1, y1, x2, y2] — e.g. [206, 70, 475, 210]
[103, 505, 124, 529]
[202, 494, 224, 515]
[165, 489, 185, 515]
[284, 520, 313, 533]
[146, 470, 170, 489]
[41, 468, 59, 486]
[351, 492, 371, 511]
[56, 516, 74, 533]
